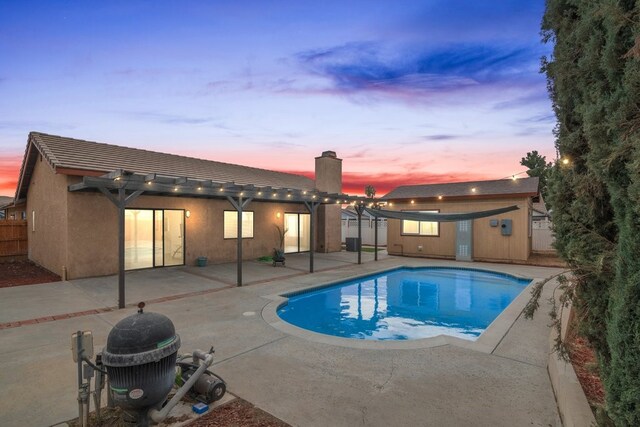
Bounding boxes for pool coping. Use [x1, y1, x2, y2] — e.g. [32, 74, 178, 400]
[262, 264, 542, 353]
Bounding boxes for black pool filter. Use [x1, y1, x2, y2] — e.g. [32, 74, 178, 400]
[101, 306, 181, 414]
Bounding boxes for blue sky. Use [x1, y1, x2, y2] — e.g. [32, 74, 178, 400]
[0, 0, 555, 195]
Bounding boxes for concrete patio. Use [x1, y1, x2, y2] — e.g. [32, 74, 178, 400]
[0, 251, 562, 426]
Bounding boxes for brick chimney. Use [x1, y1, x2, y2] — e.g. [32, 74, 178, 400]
[315, 151, 342, 252]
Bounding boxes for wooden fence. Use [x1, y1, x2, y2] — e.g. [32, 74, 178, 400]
[0, 220, 28, 258]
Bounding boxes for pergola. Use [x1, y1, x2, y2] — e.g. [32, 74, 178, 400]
[69, 169, 379, 308]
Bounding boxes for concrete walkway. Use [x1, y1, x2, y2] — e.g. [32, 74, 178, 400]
[0, 252, 561, 426]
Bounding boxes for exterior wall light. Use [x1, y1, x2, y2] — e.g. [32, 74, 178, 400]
[185, 210, 191, 218]
[410, 200, 415, 204]
[471, 188, 477, 193]
[438, 195, 443, 200]
[276, 212, 281, 219]
[389, 202, 393, 207]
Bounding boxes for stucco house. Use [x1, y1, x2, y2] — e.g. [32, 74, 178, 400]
[381, 178, 539, 262]
[13, 132, 345, 280]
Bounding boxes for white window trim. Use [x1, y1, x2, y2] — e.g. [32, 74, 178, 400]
[224, 210, 254, 239]
[401, 210, 440, 236]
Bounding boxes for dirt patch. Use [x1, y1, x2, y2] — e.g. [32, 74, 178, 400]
[0, 260, 61, 287]
[567, 332, 616, 425]
[524, 252, 567, 268]
[187, 398, 290, 427]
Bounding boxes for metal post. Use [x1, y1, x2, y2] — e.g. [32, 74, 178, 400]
[76, 331, 84, 424]
[117, 188, 125, 309]
[356, 206, 362, 265]
[374, 215, 378, 261]
[227, 195, 251, 287]
[98, 184, 143, 310]
[237, 196, 243, 287]
[305, 201, 320, 273]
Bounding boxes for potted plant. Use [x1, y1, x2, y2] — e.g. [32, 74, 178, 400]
[273, 225, 287, 267]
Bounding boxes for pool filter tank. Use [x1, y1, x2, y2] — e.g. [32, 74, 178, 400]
[101, 305, 181, 420]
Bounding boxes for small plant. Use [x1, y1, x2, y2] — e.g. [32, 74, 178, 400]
[274, 225, 288, 254]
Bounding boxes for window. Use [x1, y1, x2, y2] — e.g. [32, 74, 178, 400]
[224, 211, 254, 238]
[402, 210, 439, 236]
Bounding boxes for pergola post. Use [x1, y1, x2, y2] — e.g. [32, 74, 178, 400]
[98, 184, 143, 309]
[355, 204, 365, 265]
[117, 188, 125, 308]
[227, 195, 253, 286]
[304, 201, 321, 273]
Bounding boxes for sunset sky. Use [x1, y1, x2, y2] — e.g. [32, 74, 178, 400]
[0, 0, 555, 196]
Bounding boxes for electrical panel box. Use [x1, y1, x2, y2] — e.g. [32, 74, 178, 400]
[500, 219, 512, 236]
[71, 330, 94, 362]
[489, 219, 498, 227]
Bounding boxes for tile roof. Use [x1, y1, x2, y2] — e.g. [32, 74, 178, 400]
[382, 177, 539, 200]
[18, 132, 315, 198]
[0, 196, 13, 209]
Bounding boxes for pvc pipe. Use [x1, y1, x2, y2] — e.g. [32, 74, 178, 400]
[148, 350, 213, 424]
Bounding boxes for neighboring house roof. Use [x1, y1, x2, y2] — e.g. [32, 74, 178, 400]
[382, 177, 539, 200]
[532, 194, 549, 217]
[0, 196, 13, 209]
[341, 206, 385, 220]
[16, 132, 316, 200]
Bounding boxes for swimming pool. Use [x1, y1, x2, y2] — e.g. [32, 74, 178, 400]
[277, 267, 531, 341]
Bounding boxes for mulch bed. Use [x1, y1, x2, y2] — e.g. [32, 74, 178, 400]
[187, 398, 290, 427]
[0, 260, 61, 287]
[568, 334, 606, 407]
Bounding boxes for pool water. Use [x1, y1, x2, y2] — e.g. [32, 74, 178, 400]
[277, 267, 531, 341]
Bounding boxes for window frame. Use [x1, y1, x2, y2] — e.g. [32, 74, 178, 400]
[223, 210, 255, 239]
[401, 209, 440, 237]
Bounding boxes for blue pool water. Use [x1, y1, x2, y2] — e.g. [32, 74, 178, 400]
[277, 267, 531, 341]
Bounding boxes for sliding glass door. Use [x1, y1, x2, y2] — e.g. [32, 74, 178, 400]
[284, 213, 311, 253]
[125, 210, 154, 270]
[125, 209, 184, 270]
[163, 210, 184, 266]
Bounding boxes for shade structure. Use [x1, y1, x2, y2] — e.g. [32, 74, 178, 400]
[363, 205, 519, 222]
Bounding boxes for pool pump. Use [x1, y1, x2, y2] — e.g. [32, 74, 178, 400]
[94, 302, 225, 425]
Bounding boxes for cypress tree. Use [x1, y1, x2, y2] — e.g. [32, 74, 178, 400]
[543, 0, 640, 423]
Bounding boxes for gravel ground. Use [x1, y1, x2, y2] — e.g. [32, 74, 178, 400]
[186, 398, 290, 427]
